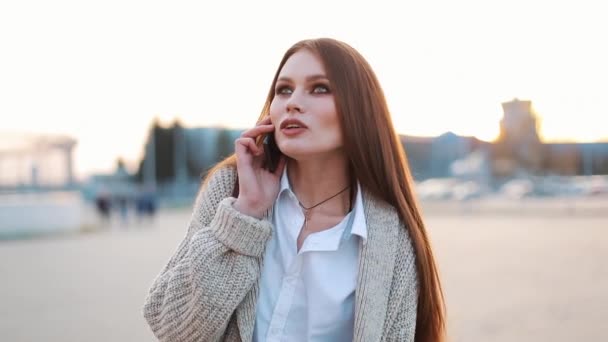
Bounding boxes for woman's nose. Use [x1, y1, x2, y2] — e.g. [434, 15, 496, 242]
[286, 91, 304, 113]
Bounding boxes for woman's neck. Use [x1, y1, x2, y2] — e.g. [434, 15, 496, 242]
[287, 153, 352, 216]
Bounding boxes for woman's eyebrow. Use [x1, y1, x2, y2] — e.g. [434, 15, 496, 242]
[277, 74, 328, 83]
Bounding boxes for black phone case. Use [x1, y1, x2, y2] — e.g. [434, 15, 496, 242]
[263, 133, 281, 172]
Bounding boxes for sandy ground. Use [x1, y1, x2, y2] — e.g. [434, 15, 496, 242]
[0, 204, 606, 341]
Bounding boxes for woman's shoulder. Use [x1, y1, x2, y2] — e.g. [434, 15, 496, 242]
[363, 189, 417, 264]
[191, 165, 238, 224]
[361, 188, 416, 260]
[201, 165, 238, 194]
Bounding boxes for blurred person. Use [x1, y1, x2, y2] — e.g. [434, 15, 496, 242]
[94, 188, 111, 222]
[143, 38, 445, 342]
[136, 185, 157, 223]
[116, 194, 129, 226]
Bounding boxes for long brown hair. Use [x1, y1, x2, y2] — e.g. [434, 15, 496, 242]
[209, 38, 446, 341]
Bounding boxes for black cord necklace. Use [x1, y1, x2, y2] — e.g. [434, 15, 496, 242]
[297, 184, 350, 231]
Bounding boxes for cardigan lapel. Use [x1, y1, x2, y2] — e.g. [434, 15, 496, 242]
[353, 189, 401, 342]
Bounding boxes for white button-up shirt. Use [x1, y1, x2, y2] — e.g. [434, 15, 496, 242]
[253, 169, 367, 342]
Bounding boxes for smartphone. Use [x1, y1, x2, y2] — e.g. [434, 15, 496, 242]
[262, 133, 282, 173]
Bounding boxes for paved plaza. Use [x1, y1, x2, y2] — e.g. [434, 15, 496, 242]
[1, 205, 606, 341]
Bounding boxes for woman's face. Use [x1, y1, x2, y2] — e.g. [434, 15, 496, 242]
[269, 49, 343, 161]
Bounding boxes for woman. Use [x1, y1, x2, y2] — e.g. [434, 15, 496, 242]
[143, 38, 446, 342]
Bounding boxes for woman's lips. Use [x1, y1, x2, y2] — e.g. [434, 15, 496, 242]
[280, 118, 308, 129]
[281, 127, 307, 136]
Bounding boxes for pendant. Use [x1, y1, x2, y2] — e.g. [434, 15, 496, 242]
[303, 209, 312, 229]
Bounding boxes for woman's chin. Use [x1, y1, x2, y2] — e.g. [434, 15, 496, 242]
[279, 147, 314, 161]
[278, 141, 343, 161]
[277, 141, 301, 155]
[280, 149, 337, 162]
[279, 149, 306, 160]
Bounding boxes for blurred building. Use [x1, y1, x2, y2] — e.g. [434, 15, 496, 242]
[491, 99, 543, 176]
[0, 133, 77, 190]
[401, 132, 489, 180]
[544, 142, 608, 176]
[0, 133, 85, 236]
[489, 98, 608, 178]
[135, 120, 242, 197]
[83, 159, 136, 200]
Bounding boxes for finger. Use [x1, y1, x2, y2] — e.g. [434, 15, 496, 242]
[241, 124, 275, 139]
[235, 137, 261, 155]
[234, 140, 250, 162]
[255, 144, 265, 156]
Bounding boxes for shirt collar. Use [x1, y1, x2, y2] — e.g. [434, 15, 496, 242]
[278, 166, 291, 195]
[278, 167, 368, 241]
[350, 181, 367, 241]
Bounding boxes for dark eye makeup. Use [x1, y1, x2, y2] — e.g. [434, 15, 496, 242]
[274, 83, 331, 95]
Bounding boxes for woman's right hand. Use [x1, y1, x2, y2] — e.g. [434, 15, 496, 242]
[233, 116, 287, 219]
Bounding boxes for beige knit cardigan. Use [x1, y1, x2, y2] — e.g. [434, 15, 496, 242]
[143, 166, 419, 341]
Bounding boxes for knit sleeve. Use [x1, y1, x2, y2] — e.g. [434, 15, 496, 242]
[142, 167, 272, 342]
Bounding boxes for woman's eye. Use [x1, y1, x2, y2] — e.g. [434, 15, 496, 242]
[312, 84, 330, 94]
[276, 86, 292, 95]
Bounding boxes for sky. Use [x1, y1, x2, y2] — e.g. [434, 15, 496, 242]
[1, 0, 606, 179]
